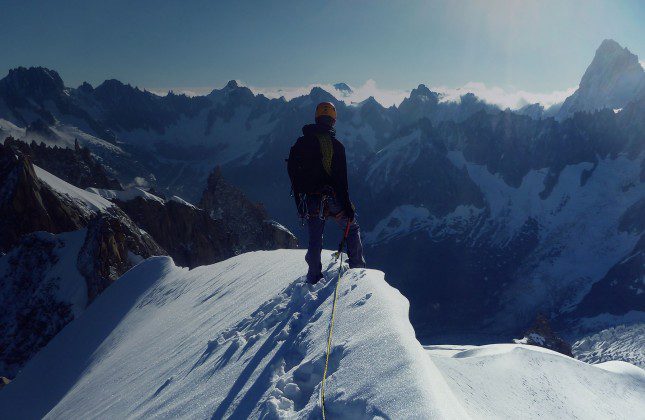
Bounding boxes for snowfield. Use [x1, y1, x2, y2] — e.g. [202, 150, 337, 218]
[1, 250, 643, 419]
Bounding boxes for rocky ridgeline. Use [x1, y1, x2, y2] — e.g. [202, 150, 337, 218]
[199, 167, 297, 252]
[0, 142, 165, 378]
[514, 314, 573, 357]
[0, 140, 297, 379]
[2, 38, 640, 367]
[3, 136, 121, 190]
[105, 172, 297, 268]
[1, 143, 92, 252]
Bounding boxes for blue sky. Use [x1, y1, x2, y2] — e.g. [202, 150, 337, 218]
[0, 0, 643, 105]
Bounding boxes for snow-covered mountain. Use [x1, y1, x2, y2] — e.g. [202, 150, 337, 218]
[558, 39, 645, 120]
[1, 38, 643, 354]
[1, 251, 643, 419]
[0, 143, 165, 378]
[0, 141, 295, 379]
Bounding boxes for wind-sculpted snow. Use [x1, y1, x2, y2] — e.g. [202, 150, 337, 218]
[3, 250, 644, 419]
[0, 251, 465, 418]
[426, 344, 645, 419]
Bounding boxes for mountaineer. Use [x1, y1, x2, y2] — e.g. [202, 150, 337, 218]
[287, 102, 366, 284]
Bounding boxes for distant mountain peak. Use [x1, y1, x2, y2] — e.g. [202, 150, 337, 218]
[0, 66, 65, 98]
[408, 84, 439, 103]
[359, 96, 380, 107]
[333, 82, 352, 94]
[557, 39, 645, 119]
[5, 66, 63, 84]
[308, 86, 337, 103]
[77, 81, 94, 92]
[581, 39, 642, 87]
[597, 38, 624, 53]
[95, 79, 130, 93]
[224, 80, 239, 90]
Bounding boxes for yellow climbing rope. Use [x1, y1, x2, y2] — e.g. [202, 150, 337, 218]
[321, 221, 351, 419]
[321, 251, 343, 420]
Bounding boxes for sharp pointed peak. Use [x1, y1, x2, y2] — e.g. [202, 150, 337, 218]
[357, 96, 382, 108]
[224, 80, 240, 90]
[597, 39, 623, 52]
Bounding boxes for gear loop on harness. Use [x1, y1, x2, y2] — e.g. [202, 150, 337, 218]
[302, 189, 335, 221]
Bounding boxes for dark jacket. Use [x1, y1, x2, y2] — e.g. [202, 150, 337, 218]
[288, 123, 352, 213]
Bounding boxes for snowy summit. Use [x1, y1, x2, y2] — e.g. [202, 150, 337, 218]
[2, 251, 643, 419]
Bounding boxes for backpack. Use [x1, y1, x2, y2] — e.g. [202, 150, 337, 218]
[287, 133, 333, 195]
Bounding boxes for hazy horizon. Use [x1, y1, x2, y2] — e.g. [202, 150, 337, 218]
[2, 0, 643, 108]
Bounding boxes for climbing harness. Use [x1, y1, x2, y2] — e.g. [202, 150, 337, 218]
[297, 191, 334, 226]
[321, 220, 351, 420]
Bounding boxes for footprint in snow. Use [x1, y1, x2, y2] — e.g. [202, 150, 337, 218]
[351, 293, 372, 307]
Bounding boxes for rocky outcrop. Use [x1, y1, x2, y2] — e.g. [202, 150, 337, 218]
[199, 167, 297, 251]
[0, 233, 76, 379]
[3, 136, 122, 190]
[514, 314, 573, 357]
[0, 142, 88, 252]
[105, 173, 297, 268]
[111, 196, 236, 269]
[0, 146, 165, 378]
[79, 214, 165, 302]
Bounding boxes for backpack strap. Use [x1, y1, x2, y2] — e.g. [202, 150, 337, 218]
[316, 133, 333, 176]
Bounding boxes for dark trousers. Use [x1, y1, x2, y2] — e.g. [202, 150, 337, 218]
[304, 195, 366, 283]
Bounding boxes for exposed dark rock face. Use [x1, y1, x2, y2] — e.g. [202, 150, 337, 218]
[0, 145, 165, 378]
[112, 167, 298, 269]
[515, 314, 573, 357]
[90, 79, 211, 134]
[0, 139, 296, 378]
[0, 143, 88, 252]
[78, 214, 165, 302]
[199, 167, 298, 252]
[0, 233, 75, 379]
[113, 197, 236, 269]
[3, 136, 122, 190]
[0, 67, 113, 139]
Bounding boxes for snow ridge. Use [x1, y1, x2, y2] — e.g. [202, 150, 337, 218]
[34, 165, 114, 214]
[1, 250, 643, 419]
[0, 251, 464, 419]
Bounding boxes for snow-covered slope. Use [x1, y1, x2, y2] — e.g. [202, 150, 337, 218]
[87, 186, 166, 205]
[2, 251, 643, 419]
[34, 166, 114, 215]
[426, 344, 645, 419]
